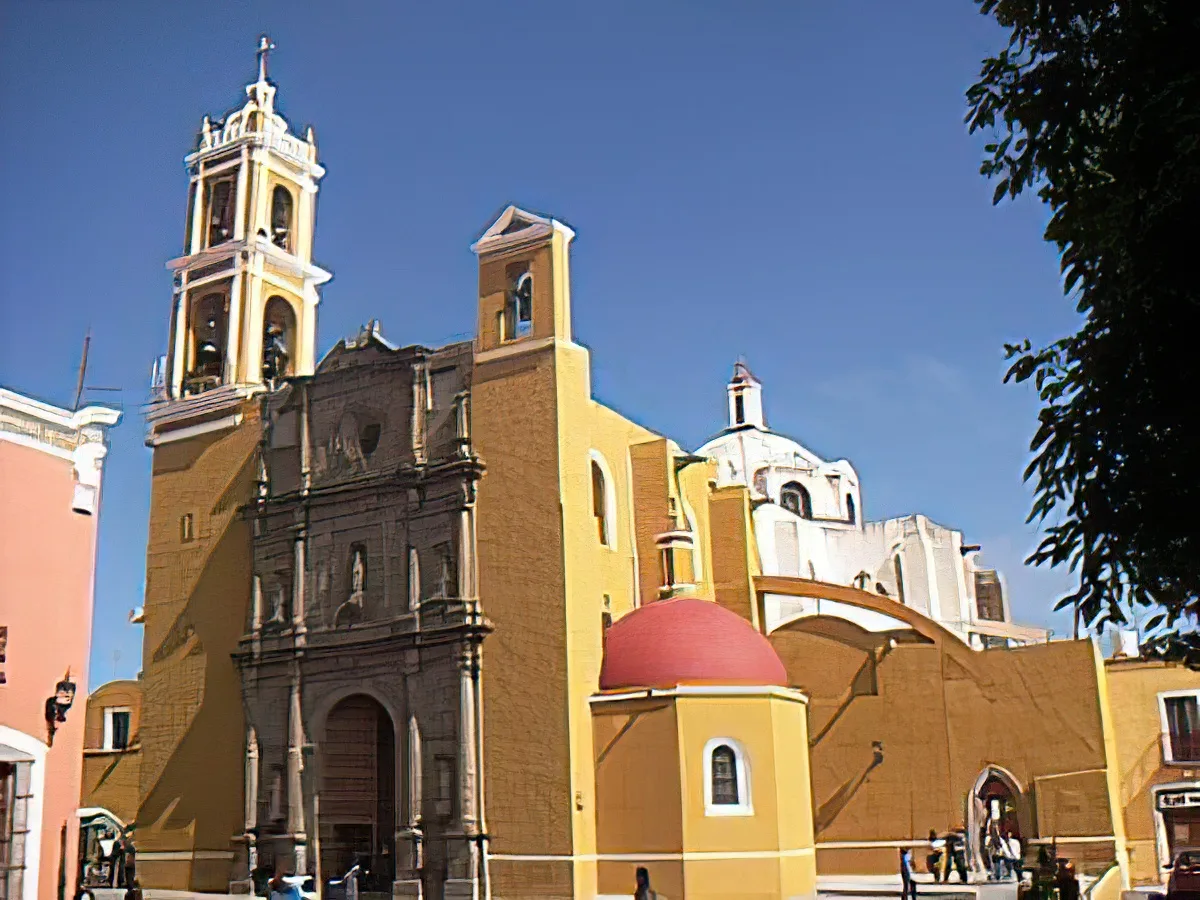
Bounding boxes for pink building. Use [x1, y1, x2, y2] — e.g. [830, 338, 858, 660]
[0, 387, 120, 900]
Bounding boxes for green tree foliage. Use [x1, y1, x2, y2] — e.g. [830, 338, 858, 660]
[966, 1, 1200, 660]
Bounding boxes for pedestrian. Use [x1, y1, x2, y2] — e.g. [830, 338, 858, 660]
[268, 866, 302, 900]
[986, 827, 1005, 881]
[900, 847, 917, 900]
[634, 866, 657, 900]
[119, 829, 137, 890]
[1005, 832, 1023, 884]
[926, 830, 945, 882]
[949, 829, 969, 884]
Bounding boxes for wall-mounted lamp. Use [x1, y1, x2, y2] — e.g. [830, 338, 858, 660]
[45, 669, 77, 746]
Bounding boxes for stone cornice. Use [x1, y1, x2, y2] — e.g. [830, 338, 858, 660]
[0, 388, 121, 461]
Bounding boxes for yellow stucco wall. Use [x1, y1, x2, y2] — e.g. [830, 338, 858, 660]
[591, 691, 816, 900]
[555, 342, 659, 898]
[81, 681, 144, 828]
[135, 412, 259, 891]
[676, 694, 816, 900]
[1106, 658, 1200, 886]
[592, 699, 684, 859]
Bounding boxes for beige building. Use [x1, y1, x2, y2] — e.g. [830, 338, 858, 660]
[1105, 648, 1200, 887]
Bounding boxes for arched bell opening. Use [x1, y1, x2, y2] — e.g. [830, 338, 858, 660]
[184, 291, 229, 395]
[271, 185, 295, 252]
[262, 296, 297, 387]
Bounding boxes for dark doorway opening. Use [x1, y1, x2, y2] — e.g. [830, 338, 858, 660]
[320, 696, 396, 893]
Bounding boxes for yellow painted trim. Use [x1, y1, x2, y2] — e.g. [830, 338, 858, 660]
[489, 848, 815, 862]
[1094, 640, 1133, 889]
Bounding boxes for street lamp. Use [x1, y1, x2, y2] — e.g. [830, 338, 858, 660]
[45, 669, 77, 746]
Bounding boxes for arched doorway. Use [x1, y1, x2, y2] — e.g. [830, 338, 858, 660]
[967, 766, 1026, 874]
[320, 695, 396, 891]
[76, 809, 126, 890]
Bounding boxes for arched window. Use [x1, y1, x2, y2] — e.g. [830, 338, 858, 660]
[703, 738, 752, 816]
[780, 481, 812, 519]
[590, 455, 614, 547]
[271, 185, 294, 251]
[206, 179, 235, 247]
[846, 493, 857, 525]
[514, 273, 533, 338]
[262, 296, 297, 386]
[893, 554, 907, 606]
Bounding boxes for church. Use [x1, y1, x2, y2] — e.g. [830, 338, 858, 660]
[78, 38, 1172, 900]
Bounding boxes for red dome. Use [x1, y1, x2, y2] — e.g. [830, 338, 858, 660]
[599, 597, 788, 691]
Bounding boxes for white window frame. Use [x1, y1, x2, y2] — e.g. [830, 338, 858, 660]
[103, 707, 133, 751]
[589, 450, 617, 550]
[703, 737, 753, 817]
[1159, 690, 1200, 764]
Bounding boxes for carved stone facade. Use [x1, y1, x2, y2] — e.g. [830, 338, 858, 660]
[233, 328, 488, 900]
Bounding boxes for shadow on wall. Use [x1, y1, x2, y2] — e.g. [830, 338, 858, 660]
[136, 450, 255, 859]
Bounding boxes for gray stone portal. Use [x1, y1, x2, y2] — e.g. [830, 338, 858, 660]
[232, 332, 489, 900]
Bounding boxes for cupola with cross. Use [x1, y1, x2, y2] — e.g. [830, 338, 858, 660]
[158, 36, 331, 408]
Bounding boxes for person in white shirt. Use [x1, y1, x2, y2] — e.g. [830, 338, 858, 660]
[1006, 833, 1023, 883]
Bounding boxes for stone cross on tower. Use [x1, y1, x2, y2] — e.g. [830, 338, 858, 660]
[256, 35, 276, 82]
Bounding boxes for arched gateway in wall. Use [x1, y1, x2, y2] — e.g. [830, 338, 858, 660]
[967, 766, 1028, 875]
[319, 695, 397, 890]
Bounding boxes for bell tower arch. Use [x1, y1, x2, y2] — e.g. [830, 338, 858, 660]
[158, 35, 330, 412]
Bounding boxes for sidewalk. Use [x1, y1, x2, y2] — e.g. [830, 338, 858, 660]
[817, 874, 1019, 900]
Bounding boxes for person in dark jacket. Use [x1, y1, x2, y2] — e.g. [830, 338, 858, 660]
[634, 866, 658, 900]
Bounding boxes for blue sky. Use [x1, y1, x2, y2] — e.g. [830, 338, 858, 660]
[0, 1, 1084, 688]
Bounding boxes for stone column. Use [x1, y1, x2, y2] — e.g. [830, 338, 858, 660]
[286, 670, 308, 874]
[225, 271, 244, 384]
[171, 284, 189, 396]
[251, 574, 264, 658]
[394, 712, 424, 899]
[444, 645, 481, 900]
[293, 530, 307, 637]
[189, 168, 206, 256]
[230, 727, 260, 894]
[233, 146, 250, 241]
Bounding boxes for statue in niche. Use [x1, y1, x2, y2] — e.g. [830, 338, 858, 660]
[268, 583, 287, 626]
[334, 547, 366, 627]
[326, 410, 367, 477]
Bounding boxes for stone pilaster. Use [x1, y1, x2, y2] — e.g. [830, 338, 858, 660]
[444, 645, 484, 900]
[286, 670, 308, 873]
[230, 726, 260, 894]
[393, 714, 424, 899]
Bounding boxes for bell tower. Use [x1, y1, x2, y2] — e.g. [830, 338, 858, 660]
[153, 35, 330, 420]
[132, 39, 330, 890]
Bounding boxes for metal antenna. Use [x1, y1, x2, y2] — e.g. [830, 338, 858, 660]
[73, 330, 91, 411]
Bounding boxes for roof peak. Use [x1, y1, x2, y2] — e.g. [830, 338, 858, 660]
[471, 204, 575, 255]
[731, 359, 761, 385]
